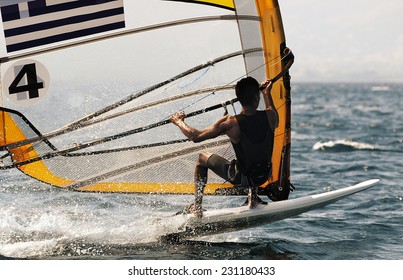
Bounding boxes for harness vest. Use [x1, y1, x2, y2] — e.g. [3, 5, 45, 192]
[231, 110, 275, 185]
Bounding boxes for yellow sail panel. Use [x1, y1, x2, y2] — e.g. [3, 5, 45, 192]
[256, 0, 292, 194]
[18, 161, 75, 187]
[256, 0, 286, 78]
[0, 110, 74, 186]
[76, 182, 232, 194]
[191, 0, 234, 9]
[165, 0, 235, 10]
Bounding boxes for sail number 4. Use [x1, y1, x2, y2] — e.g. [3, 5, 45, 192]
[9, 63, 44, 99]
[3, 59, 50, 106]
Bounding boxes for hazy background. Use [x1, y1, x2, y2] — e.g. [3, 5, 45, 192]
[1, 0, 402, 83]
[281, 0, 403, 83]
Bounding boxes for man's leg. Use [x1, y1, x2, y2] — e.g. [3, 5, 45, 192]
[248, 186, 259, 209]
[188, 151, 211, 217]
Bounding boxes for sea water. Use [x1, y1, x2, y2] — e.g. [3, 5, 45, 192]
[0, 83, 402, 260]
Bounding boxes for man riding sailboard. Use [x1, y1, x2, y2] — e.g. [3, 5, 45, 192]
[170, 76, 280, 217]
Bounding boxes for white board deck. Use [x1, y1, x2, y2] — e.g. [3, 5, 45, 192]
[159, 179, 380, 241]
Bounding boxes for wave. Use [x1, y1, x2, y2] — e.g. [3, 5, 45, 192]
[371, 85, 390, 92]
[312, 140, 378, 152]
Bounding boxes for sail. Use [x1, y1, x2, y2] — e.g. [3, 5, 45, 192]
[0, 0, 292, 197]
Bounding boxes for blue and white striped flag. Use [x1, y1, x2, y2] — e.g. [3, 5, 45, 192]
[1, 0, 125, 53]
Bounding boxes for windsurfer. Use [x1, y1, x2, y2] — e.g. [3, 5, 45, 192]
[170, 77, 278, 217]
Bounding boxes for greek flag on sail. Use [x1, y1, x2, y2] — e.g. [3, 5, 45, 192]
[0, 0, 125, 53]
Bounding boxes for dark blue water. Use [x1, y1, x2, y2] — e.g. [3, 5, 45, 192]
[0, 83, 402, 260]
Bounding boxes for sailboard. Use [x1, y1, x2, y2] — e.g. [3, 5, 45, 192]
[160, 179, 380, 240]
[0, 0, 293, 196]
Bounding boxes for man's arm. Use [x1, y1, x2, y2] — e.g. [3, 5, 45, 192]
[170, 112, 230, 143]
[261, 80, 279, 128]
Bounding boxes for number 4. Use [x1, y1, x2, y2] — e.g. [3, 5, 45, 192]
[8, 63, 44, 99]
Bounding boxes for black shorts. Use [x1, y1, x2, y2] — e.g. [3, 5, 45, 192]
[207, 154, 272, 188]
[207, 154, 241, 185]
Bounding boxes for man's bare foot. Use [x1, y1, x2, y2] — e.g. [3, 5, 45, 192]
[183, 203, 203, 218]
[246, 187, 268, 209]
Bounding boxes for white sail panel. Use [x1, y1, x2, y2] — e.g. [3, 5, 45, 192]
[234, 0, 266, 82]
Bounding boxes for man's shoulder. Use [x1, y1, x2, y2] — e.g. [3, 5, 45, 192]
[216, 114, 237, 127]
[226, 115, 239, 126]
[222, 114, 238, 121]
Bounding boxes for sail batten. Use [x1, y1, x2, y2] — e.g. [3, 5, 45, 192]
[1, 14, 259, 63]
